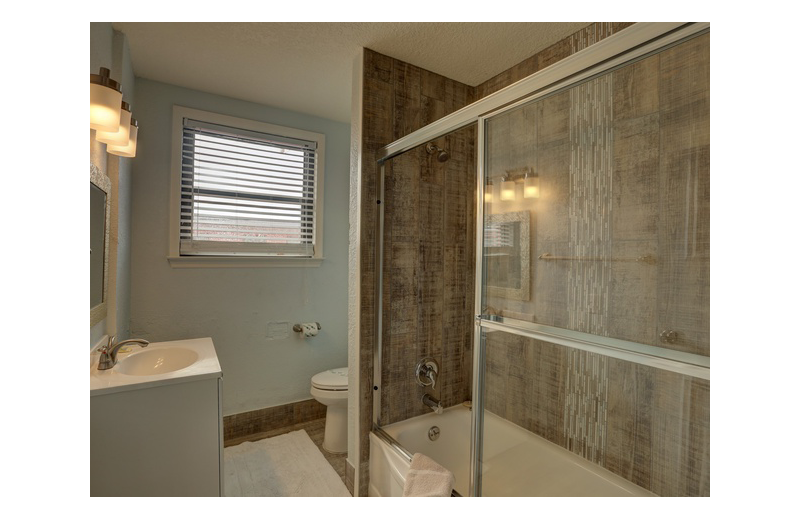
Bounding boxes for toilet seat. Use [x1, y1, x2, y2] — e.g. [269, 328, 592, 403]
[311, 367, 348, 391]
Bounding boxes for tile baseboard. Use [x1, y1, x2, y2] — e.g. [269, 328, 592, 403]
[224, 399, 327, 442]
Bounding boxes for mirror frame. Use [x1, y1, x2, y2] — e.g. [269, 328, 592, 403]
[90, 163, 111, 326]
[485, 210, 531, 301]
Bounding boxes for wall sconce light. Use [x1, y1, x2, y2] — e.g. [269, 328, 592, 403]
[494, 167, 539, 202]
[523, 169, 540, 199]
[107, 118, 138, 158]
[500, 175, 516, 201]
[91, 67, 140, 159]
[95, 101, 132, 146]
[90, 67, 123, 133]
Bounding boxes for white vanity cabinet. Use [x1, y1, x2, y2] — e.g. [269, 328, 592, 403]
[90, 337, 223, 496]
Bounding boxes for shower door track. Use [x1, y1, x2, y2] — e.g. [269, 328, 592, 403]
[376, 22, 709, 165]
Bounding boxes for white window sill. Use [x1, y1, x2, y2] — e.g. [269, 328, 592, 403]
[167, 256, 324, 268]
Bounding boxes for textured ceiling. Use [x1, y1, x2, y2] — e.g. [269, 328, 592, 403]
[112, 22, 589, 123]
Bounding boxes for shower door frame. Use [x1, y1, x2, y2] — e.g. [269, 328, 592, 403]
[372, 22, 711, 497]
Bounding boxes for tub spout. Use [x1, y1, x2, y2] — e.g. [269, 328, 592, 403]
[422, 393, 443, 414]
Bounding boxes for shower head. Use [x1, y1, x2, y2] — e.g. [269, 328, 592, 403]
[425, 143, 450, 163]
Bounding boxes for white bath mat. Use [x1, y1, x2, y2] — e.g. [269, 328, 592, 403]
[224, 429, 350, 497]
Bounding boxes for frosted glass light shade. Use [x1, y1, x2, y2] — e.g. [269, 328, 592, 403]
[524, 175, 540, 198]
[107, 121, 138, 158]
[96, 103, 131, 146]
[500, 180, 516, 201]
[90, 68, 122, 132]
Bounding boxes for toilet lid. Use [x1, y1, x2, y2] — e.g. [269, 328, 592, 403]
[312, 367, 348, 390]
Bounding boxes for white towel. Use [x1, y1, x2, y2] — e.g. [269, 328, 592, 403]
[402, 453, 455, 497]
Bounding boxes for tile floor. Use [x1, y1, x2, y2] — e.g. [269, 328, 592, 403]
[224, 417, 350, 496]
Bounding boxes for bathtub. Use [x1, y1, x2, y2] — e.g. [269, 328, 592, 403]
[369, 405, 655, 497]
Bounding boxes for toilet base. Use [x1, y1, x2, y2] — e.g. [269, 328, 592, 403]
[322, 404, 347, 454]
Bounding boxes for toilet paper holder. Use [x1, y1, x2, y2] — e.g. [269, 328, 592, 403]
[293, 322, 321, 332]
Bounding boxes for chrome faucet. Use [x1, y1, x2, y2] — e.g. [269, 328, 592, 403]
[415, 358, 439, 390]
[97, 335, 150, 370]
[422, 393, 443, 414]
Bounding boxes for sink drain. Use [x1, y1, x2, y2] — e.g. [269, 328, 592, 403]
[428, 426, 440, 441]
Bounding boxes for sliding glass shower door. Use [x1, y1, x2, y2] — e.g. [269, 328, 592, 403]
[473, 31, 710, 496]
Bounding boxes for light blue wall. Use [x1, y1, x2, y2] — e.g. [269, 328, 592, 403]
[89, 23, 113, 346]
[90, 22, 134, 347]
[130, 79, 351, 415]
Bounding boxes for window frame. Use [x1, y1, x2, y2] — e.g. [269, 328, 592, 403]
[168, 106, 325, 268]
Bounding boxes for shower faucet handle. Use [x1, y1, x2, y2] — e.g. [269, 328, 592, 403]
[415, 357, 439, 390]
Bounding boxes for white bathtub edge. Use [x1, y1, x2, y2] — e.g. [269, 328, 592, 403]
[368, 431, 410, 497]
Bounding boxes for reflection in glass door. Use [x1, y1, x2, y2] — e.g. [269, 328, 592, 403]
[475, 31, 710, 496]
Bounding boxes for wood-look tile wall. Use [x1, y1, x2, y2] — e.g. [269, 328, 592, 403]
[358, 49, 476, 496]
[223, 398, 326, 443]
[379, 125, 476, 426]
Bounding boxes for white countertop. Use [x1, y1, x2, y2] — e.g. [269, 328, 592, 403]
[90, 337, 222, 397]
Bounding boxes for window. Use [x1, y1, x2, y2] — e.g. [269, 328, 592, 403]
[169, 107, 324, 266]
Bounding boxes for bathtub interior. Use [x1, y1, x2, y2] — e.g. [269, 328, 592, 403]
[370, 405, 655, 497]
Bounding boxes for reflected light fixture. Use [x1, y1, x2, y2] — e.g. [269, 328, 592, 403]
[107, 118, 138, 158]
[524, 169, 540, 199]
[90, 67, 123, 132]
[484, 179, 493, 203]
[500, 175, 516, 201]
[95, 101, 132, 146]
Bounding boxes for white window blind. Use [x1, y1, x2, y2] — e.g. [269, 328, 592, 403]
[180, 118, 318, 257]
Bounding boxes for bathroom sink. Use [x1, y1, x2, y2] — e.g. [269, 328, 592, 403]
[116, 347, 199, 376]
[91, 337, 222, 396]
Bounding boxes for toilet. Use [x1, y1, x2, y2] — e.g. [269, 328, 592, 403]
[310, 367, 348, 454]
